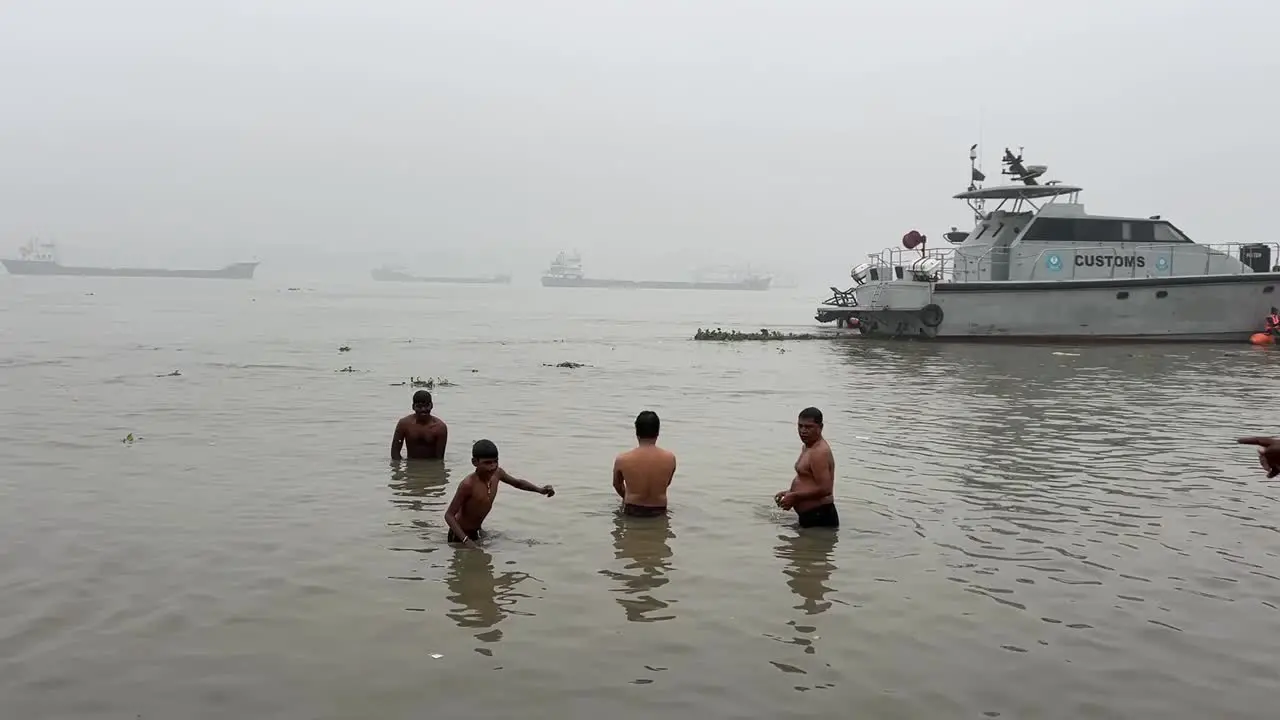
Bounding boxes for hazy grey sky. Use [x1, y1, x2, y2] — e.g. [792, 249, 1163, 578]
[2, 1, 1276, 280]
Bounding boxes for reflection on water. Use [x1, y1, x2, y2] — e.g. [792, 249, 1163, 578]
[388, 460, 451, 512]
[387, 461, 451, 573]
[775, 529, 840, 616]
[387, 460, 450, 533]
[444, 547, 536, 648]
[765, 529, 840, 689]
[598, 511, 677, 623]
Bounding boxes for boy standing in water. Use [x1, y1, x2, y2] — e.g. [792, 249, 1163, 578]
[445, 439, 555, 545]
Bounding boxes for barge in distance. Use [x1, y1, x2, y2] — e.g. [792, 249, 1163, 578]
[2, 240, 258, 280]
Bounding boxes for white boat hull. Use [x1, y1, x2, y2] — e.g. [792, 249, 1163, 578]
[828, 274, 1280, 341]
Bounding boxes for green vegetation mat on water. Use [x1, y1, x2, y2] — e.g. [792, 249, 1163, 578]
[694, 328, 828, 341]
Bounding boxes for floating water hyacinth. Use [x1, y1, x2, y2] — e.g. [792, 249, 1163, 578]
[693, 327, 827, 341]
[408, 377, 457, 389]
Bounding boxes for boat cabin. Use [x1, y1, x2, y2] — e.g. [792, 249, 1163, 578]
[942, 184, 1258, 282]
[16, 239, 58, 263]
[544, 251, 585, 279]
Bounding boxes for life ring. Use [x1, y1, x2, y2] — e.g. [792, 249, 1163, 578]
[920, 303, 944, 328]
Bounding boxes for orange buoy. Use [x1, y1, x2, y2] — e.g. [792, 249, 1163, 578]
[1251, 333, 1274, 346]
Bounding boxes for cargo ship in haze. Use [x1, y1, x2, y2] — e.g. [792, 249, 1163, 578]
[1, 240, 259, 279]
[371, 265, 512, 285]
[540, 252, 771, 291]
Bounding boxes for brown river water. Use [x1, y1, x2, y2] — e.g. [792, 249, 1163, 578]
[2, 279, 1279, 719]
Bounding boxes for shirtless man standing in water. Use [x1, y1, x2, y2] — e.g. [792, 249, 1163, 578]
[391, 390, 447, 460]
[775, 407, 839, 528]
[445, 439, 554, 545]
[612, 411, 677, 517]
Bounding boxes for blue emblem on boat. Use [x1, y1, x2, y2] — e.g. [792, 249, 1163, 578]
[1156, 256, 1169, 271]
[1045, 254, 1063, 271]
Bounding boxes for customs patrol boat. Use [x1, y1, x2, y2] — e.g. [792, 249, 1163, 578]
[816, 146, 1280, 341]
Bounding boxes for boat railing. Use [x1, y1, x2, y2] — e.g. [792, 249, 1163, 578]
[867, 246, 958, 282]
[1025, 242, 1280, 280]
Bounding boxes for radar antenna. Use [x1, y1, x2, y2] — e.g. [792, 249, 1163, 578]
[1002, 147, 1051, 186]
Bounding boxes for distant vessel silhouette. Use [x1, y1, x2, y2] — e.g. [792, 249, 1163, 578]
[540, 252, 770, 291]
[1, 240, 258, 280]
[370, 265, 512, 285]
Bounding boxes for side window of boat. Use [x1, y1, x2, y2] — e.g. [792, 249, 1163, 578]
[1126, 222, 1155, 243]
[1075, 220, 1123, 243]
[1022, 218, 1075, 242]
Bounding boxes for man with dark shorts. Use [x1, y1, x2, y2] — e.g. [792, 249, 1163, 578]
[612, 410, 677, 517]
[391, 390, 448, 460]
[775, 407, 839, 528]
[445, 439, 555, 545]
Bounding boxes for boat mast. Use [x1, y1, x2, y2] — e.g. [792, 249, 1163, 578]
[966, 143, 986, 222]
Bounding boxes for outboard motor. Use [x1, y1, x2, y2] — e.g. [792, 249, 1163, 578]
[850, 262, 873, 285]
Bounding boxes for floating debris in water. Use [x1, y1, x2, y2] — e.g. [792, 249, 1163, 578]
[409, 376, 457, 389]
[338, 345, 351, 352]
[156, 370, 182, 377]
[1051, 351, 1080, 357]
[122, 433, 136, 444]
[338, 366, 357, 373]
[544, 361, 587, 369]
[694, 328, 827, 341]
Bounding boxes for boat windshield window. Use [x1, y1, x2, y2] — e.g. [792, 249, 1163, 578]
[1153, 222, 1191, 244]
